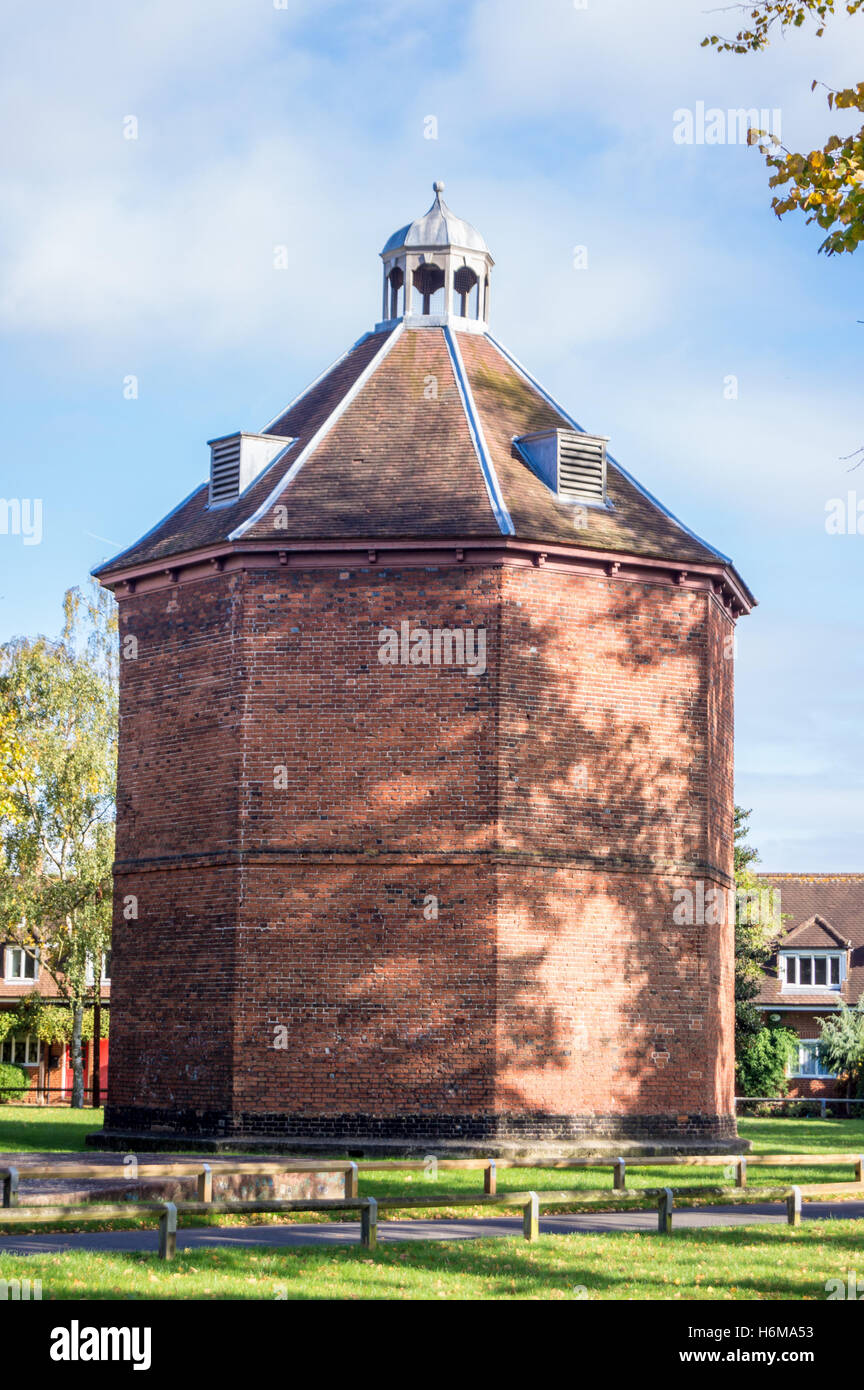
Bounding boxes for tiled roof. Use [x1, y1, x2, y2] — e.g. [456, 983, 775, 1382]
[459, 334, 725, 562]
[94, 326, 750, 588]
[243, 327, 499, 540]
[755, 874, 864, 1009]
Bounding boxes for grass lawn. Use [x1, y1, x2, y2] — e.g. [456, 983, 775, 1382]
[2, 1109, 864, 1228]
[1, 1107, 864, 1301]
[0, 1221, 861, 1300]
[0, 1106, 104, 1154]
[347, 1115, 864, 1205]
[2, 1106, 861, 1168]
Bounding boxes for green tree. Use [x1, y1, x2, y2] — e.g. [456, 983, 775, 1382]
[0, 580, 117, 1107]
[704, 2, 864, 255]
[736, 1022, 799, 1096]
[734, 806, 783, 1067]
[818, 1000, 864, 1095]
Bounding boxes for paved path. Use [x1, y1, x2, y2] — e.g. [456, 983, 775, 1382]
[1, 1201, 862, 1257]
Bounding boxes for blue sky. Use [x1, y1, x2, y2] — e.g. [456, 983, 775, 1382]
[0, 0, 862, 870]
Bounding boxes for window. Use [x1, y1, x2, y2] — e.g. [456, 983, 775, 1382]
[3, 946, 38, 983]
[0, 1033, 41, 1066]
[387, 266, 404, 319]
[780, 952, 843, 990]
[412, 261, 445, 315]
[453, 265, 479, 319]
[85, 952, 111, 986]
[789, 1040, 836, 1079]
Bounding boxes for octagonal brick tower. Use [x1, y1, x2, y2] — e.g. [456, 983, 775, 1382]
[94, 184, 754, 1153]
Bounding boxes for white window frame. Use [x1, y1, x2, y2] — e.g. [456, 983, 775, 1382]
[0, 1033, 42, 1067]
[84, 952, 111, 986]
[3, 945, 39, 984]
[788, 1039, 836, 1079]
[780, 951, 844, 992]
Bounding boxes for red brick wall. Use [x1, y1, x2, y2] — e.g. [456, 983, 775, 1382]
[494, 568, 735, 1130]
[110, 576, 245, 1128]
[105, 559, 737, 1146]
[114, 575, 245, 863]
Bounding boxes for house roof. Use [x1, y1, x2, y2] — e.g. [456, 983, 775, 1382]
[93, 324, 753, 606]
[756, 874, 864, 1010]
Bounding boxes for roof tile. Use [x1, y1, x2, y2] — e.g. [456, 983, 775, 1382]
[95, 326, 749, 585]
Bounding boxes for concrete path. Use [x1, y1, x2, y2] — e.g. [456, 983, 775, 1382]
[1, 1200, 862, 1257]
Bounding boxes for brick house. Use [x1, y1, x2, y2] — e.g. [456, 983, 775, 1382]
[755, 874, 864, 1098]
[92, 184, 754, 1152]
[0, 943, 110, 1103]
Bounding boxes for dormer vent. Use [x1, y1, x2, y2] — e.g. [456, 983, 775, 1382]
[514, 428, 608, 506]
[207, 432, 289, 507]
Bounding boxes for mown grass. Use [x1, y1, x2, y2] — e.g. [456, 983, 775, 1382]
[1, 1111, 864, 1236]
[0, 1106, 104, 1154]
[1, 1220, 862, 1300]
[2, 1107, 860, 1164]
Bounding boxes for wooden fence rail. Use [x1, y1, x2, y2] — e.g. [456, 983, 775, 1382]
[3, 1151, 863, 1209]
[0, 1180, 854, 1257]
[354, 1151, 864, 1192]
[0, 1160, 360, 1208]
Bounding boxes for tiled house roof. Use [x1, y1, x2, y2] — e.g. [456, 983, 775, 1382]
[755, 874, 864, 1010]
[93, 325, 753, 602]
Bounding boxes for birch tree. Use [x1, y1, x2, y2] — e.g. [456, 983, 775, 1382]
[0, 582, 117, 1106]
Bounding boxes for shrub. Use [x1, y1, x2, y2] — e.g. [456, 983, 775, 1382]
[0, 1061, 29, 1102]
[736, 1024, 799, 1097]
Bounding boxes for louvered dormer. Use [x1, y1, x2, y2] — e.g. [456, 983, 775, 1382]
[514, 428, 608, 506]
[208, 432, 290, 507]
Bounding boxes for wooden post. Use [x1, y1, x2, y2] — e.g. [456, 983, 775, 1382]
[158, 1202, 177, 1259]
[361, 1197, 377, 1251]
[736, 1157, 747, 1189]
[345, 1162, 359, 1199]
[484, 1160, 497, 1195]
[658, 1188, 673, 1234]
[786, 1187, 802, 1228]
[613, 1158, 626, 1190]
[197, 1163, 212, 1202]
[523, 1191, 540, 1243]
[856, 1156, 864, 1185]
[1, 1167, 19, 1208]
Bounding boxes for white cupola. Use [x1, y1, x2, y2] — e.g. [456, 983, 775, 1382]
[378, 182, 493, 331]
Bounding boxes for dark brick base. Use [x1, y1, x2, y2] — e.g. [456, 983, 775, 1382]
[92, 1106, 741, 1157]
